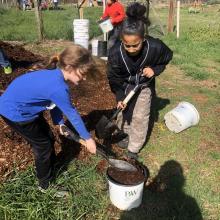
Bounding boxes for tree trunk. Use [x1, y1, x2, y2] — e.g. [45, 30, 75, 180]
[168, 0, 174, 33]
[145, 0, 150, 35]
[34, 0, 44, 41]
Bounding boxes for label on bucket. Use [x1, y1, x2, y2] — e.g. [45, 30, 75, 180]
[125, 189, 138, 199]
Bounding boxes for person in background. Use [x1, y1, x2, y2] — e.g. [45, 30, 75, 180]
[101, 0, 125, 50]
[0, 49, 12, 74]
[107, 3, 173, 159]
[0, 45, 96, 197]
[53, 0, 59, 10]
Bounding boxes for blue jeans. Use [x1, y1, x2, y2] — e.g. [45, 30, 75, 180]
[0, 49, 10, 67]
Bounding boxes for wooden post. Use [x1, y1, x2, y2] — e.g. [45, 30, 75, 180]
[79, 7, 83, 19]
[34, 0, 44, 41]
[168, 0, 174, 33]
[177, 0, 180, 38]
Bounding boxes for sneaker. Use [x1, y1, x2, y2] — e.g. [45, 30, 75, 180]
[116, 135, 129, 149]
[38, 185, 70, 198]
[127, 151, 139, 160]
[3, 66, 12, 74]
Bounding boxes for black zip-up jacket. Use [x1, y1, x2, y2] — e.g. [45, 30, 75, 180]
[107, 36, 173, 102]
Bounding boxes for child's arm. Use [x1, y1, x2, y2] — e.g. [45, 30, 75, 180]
[149, 39, 173, 76]
[110, 4, 125, 25]
[50, 88, 91, 140]
[101, 6, 109, 19]
[107, 52, 126, 102]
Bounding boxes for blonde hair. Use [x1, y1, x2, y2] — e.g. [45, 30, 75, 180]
[29, 45, 95, 76]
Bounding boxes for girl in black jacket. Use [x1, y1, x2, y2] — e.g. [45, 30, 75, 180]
[107, 2, 173, 159]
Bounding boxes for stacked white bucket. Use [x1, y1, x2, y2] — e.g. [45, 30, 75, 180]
[91, 39, 99, 56]
[73, 19, 89, 49]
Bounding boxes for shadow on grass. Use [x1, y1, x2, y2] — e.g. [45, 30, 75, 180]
[145, 93, 170, 144]
[120, 160, 203, 220]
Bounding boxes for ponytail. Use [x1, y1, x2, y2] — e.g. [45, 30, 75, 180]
[46, 55, 59, 69]
[121, 2, 150, 38]
[28, 55, 59, 72]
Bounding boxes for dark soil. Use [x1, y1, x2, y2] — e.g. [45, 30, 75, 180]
[0, 41, 116, 182]
[0, 41, 44, 90]
[107, 162, 148, 185]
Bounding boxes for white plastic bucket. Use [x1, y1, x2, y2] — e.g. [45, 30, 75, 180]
[107, 167, 148, 211]
[98, 18, 113, 33]
[73, 19, 89, 26]
[74, 32, 89, 39]
[164, 101, 200, 133]
[74, 38, 89, 49]
[73, 19, 89, 49]
[91, 39, 98, 56]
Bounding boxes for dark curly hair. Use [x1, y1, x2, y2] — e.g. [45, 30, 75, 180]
[120, 2, 150, 38]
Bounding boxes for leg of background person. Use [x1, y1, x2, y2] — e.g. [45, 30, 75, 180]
[0, 49, 10, 67]
[107, 25, 121, 51]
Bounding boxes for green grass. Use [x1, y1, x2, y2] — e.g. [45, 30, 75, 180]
[151, 6, 220, 81]
[0, 4, 220, 220]
[1, 5, 219, 81]
[0, 159, 109, 220]
[0, 6, 102, 42]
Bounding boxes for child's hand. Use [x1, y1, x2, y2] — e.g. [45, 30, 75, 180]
[85, 138, 96, 154]
[117, 101, 126, 110]
[142, 67, 154, 78]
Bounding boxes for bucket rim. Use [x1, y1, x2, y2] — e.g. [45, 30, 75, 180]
[97, 17, 111, 24]
[73, 19, 89, 22]
[178, 101, 200, 122]
[106, 166, 149, 187]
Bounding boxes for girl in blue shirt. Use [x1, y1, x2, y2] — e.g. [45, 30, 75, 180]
[0, 45, 96, 192]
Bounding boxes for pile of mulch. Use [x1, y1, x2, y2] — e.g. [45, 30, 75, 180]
[0, 41, 44, 90]
[0, 41, 116, 182]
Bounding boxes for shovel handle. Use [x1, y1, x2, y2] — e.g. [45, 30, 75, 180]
[110, 87, 139, 120]
[122, 89, 137, 105]
[66, 129, 87, 146]
[65, 128, 110, 160]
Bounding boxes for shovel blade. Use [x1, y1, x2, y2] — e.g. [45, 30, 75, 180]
[95, 115, 118, 139]
[109, 159, 137, 172]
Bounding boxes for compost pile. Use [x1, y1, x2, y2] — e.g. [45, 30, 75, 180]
[0, 41, 115, 182]
[0, 41, 44, 90]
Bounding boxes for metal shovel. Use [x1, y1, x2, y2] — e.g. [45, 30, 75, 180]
[95, 77, 155, 139]
[95, 85, 140, 139]
[63, 127, 137, 172]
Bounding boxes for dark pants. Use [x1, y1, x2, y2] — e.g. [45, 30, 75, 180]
[54, 2, 58, 9]
[108, 24, 121, 51]
[2, 115, 56, 189]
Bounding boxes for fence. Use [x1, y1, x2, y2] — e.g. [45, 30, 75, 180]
[0, 0, 78, 7]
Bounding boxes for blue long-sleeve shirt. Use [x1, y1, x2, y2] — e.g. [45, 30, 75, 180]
[0, 68, 91, 140]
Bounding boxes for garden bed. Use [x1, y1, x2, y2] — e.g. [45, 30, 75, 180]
[0, 41, 116, 181]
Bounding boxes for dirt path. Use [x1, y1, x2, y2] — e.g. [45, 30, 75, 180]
[0, 40, 116, 181]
